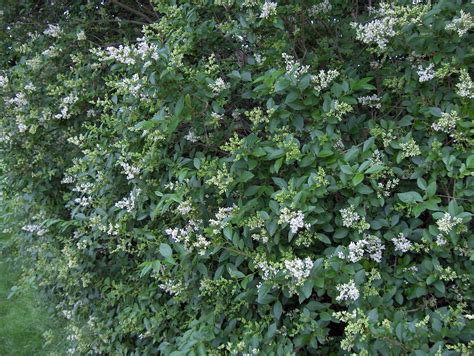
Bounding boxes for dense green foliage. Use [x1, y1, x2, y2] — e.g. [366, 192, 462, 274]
[0, 207, 65, 356]
[1, 0, 473, 354]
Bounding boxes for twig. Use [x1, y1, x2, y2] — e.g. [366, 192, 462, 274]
[110, 0, 153, 23]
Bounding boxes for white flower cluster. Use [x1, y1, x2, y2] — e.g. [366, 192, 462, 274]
[336, 280, 359, 302]
[5, 92, 28, 109]
[159, 279, 182, 296]
[340, 205, 369, 233]
[403, 265, 418, 274]
[22, 224, 47, 236]
[193, 235, 211, 256]
[74, 196, 93, 208]
[119, 161, 140, 180]
[392, 233, 412, 253]
[432, 111, 459, 133]
[209, 77, 229, 96]
[176, 200, 193, 216]
[44, 24, 61, 37]
[72, 182, 94, 195]
[24, 82, 36, 91]
[435, 234, 447, 247]
[61, 175, 75, 184]
[209, 205, 236, 232]
[0, 74, 8, 88]
[445, 10, 473, 37]
[115, 188, 141, 213]
[92, 38, 159, 65]
[107, 223, 120, 236]
[278, 207, 310, 234]
[456, 69, 474, 99]
[254, 53, 265, 65]
[260, 1, 277, 19]
[282, 53, 310, 81]
[400, 138, 420, 159]
[17, 121, 27, 133]
[165, 220, 210, 255]
[184, 130, 199, 143]
[358, 94, 381, 109]
[284, 257, 313, 286]
[377, 177, 399, 198]
[211, 112, 224, 121]
[309, 0, 332, 17]
[252, 232, 269, 243]
[55, 93, 78, 120]
[436, 212, 462, 234]
[41, 45, 61, 58]
[416, 64, 435, 83]
[311, 69, 339, 93]
[257, 259, 279, 281]
[351, 11, 396, 50]
[340, 205, 360, 227]
[346, 234, 385, 263]
[77, 30, 86, 41]
[165, 220, 200, 246]
[115, 73, 142, 96]
[67, 134, 86, 146]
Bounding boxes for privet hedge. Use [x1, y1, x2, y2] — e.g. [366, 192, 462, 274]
[1, 0, 473, 354]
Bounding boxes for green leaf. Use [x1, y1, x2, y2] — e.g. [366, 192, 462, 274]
[273, 301, 283, 320]
[397, 191, 423, 204]
[174, 96, 184, 116]
[352, 173, 364, 186]
[237, 171, 254, 183]
[426, 181, 437, 198]
[365, 164, 384, 174]
[159, 243, 173, 258]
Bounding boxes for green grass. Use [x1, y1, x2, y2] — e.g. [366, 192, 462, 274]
[0, 234, 61, 355]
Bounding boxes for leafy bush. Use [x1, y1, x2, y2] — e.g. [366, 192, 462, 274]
[1, 0, 473, 354]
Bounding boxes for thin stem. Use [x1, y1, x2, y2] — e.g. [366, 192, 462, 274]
[110, 0, 153, 23]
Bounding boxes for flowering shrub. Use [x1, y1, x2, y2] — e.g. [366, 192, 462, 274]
[1, 0, 473, 354]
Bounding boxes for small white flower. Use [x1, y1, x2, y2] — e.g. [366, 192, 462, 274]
[416, 63, 435, 83]
[209, 77, 229, 96]
[351, 14, 396, 50]
[346, 234, 385, 263]
[119, 161, 140, 180]
[431, 111, 459, 133]
[435, 234, 447, 246]
[445, 10, 474, 37]
[193, 235, 210, 255]
[184, 130, 199, 142]
[436, 212, 462, 234]
[400, 138, 420, 159]
[340, 205, 360, 228]
[282, 53, 310, 81]
[77, 30, 86, 41]
[358, 94, 381, 109]
[44, 24, 61, 37]
[17, 123, 28, 133]
[257, 259, 279, 280]
[74, 196, 93, 208]
[260, 1, 277, 19]
[159, 279, 182, 295]
[0, 75, 8, 88]
[392, 233, 412, 253]
[309, 0, 332, 16]
[177, 200, 192, 216]
[456, 69, 474, 99]
[336, 280, 359, 302]
[278, 207, 309, 234]
[115, 188, 141, 213]
[284, 257, 313, 285]
[311, 69, 339, 93]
